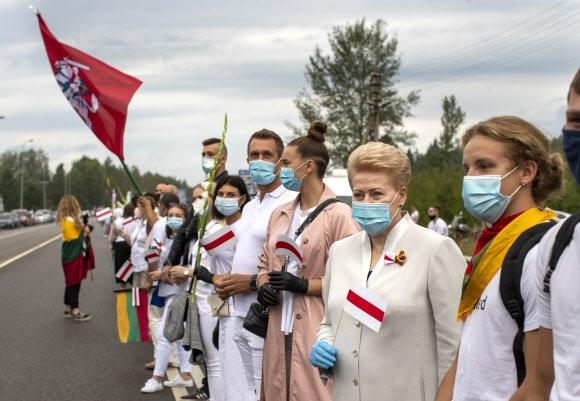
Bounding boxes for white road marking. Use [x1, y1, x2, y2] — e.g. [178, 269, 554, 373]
[0, 234, 62, 270]
[0, 224, 56, 240]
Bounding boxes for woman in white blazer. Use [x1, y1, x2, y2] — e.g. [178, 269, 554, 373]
[310, 142, 466, 401]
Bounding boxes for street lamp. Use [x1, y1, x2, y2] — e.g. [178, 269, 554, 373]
[19, 139, 34, 209]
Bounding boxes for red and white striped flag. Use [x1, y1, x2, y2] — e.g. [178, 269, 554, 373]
[152, 238, 166, 253]
[144, 249, 160, 264]
[200, 226, 237, 256]
[96, 207, 112, 222]
[115, 260, 135, 282]
[275, 234, 303, 263]
[122, 216, 136, 226]
[132, 287, 141, 306]
[344, 283, 387, 333]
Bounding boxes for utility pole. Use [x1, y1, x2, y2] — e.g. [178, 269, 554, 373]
[19, 139, 34, 209]
[363, 73, 388, 143]
[41, 161, 48, 209]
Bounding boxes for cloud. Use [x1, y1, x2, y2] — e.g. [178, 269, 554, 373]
[1, 0, 578, 188]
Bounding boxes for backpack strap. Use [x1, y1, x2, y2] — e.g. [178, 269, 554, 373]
[500, 220, 556, 386]
[544, 212, 580, 293]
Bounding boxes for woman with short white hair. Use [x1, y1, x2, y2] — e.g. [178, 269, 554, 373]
[311, 142, 466, 401]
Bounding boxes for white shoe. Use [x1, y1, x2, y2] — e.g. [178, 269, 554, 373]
[163, 375, 194, 387]
[141, 378, 163, 393]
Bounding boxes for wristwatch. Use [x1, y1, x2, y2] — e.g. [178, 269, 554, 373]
[183, 268, 190, 277]
[249, 274, 258, 291]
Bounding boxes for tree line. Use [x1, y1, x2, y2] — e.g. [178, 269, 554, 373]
[2, 18, 577, 223]
[0, 152, 188, 211]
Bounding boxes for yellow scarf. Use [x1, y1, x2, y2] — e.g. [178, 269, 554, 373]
[457, 208, 556, 320]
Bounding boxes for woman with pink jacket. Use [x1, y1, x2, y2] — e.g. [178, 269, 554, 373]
[256, 122, 359, 401]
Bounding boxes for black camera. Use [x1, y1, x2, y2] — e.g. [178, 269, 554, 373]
[82, 213, 94, 232]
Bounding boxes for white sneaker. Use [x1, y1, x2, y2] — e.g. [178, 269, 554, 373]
[141, 378, 163, 393]
[163, 375, 194, 387]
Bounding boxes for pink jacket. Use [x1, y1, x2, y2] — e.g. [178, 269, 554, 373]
[258, 185, 360, 401]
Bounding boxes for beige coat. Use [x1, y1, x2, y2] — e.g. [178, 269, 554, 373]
[318, 214, 465, 401]
[258, 186, 360, 401]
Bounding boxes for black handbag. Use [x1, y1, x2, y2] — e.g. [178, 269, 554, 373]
[243, 198, 342, 338]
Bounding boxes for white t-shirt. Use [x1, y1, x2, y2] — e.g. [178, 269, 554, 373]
[453, 246, 540, 401]
[231, 185, 297, 317]
[130, 220, 148, 273]
[148, 216, 167, 251]
[536, 219, 580, 401]
[117, 216, 138, 242]
[428, 217, 449, 236]
[157, 236, 182, 297]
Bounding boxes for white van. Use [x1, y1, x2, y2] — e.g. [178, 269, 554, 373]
[324, 169, 352, 205]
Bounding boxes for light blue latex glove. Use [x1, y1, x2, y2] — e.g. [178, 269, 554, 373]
[310, 340, 337, 369]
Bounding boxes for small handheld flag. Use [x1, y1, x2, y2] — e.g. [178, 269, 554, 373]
[96, 207, 112, 222]
[152, 238, 166, 254]
[200, 226, 237, 256]
[122, 216, 136, 226]
[115, 260, 135, 282]
[275, 234, 303, 263]
[343, 283, 387, 333]
[144, 249, 160, 264]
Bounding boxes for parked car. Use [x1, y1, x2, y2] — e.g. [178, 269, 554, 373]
[0, 212, 20, 229]
[11, 209, 35, 226]
[34, 209, 54, 224]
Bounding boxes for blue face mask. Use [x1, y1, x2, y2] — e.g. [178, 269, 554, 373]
[214, 196, 240, 216]
[280, 161, 308, 192]
[351, 190, 400, 237]
[166, 217, 184, 231]
[202, 157, 215, 174]
[249, 160, 277, 185]
[563, 128, 580, 185]
[462, 166, 521, 224]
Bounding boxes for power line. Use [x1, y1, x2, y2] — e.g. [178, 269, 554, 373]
[404, 0, 576, 73]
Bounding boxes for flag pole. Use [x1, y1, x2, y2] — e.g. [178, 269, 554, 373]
[118, 157, 142, 196]
[191, 113, 228, 297]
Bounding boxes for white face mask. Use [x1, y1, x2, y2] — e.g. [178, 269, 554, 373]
[462, 166, 521, 224]
[202, 157, 216, 174]
[134, 208, 141, 219]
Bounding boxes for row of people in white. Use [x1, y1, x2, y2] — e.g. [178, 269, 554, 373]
[228, 184, 296, 401]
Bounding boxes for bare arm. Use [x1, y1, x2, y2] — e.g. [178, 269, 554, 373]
[305, 277, 322, 297]
[436, 356, 457, 401]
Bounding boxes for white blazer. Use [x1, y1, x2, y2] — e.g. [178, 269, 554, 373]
[318, 214, 465, 401]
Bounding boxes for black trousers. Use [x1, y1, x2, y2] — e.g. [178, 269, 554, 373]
[64, 283, 81, 309]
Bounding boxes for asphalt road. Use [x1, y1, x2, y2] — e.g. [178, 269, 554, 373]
[0, 223, 196, 401]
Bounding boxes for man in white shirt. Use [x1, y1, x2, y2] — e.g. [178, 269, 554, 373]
[512, 68, 580, 401]
[427, 205, 449, 236]
[213, 129, 296, 401]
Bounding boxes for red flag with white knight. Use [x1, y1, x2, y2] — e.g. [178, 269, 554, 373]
[35, 11, 142, 160]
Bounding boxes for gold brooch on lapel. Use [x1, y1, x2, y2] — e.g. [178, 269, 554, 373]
[394, 250, 406, 266]
[384, 250, 406, 266]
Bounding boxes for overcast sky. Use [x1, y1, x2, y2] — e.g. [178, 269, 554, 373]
[0, 0, 578, 187]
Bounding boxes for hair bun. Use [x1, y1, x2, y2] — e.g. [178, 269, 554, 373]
[307, 121, 327, 143]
